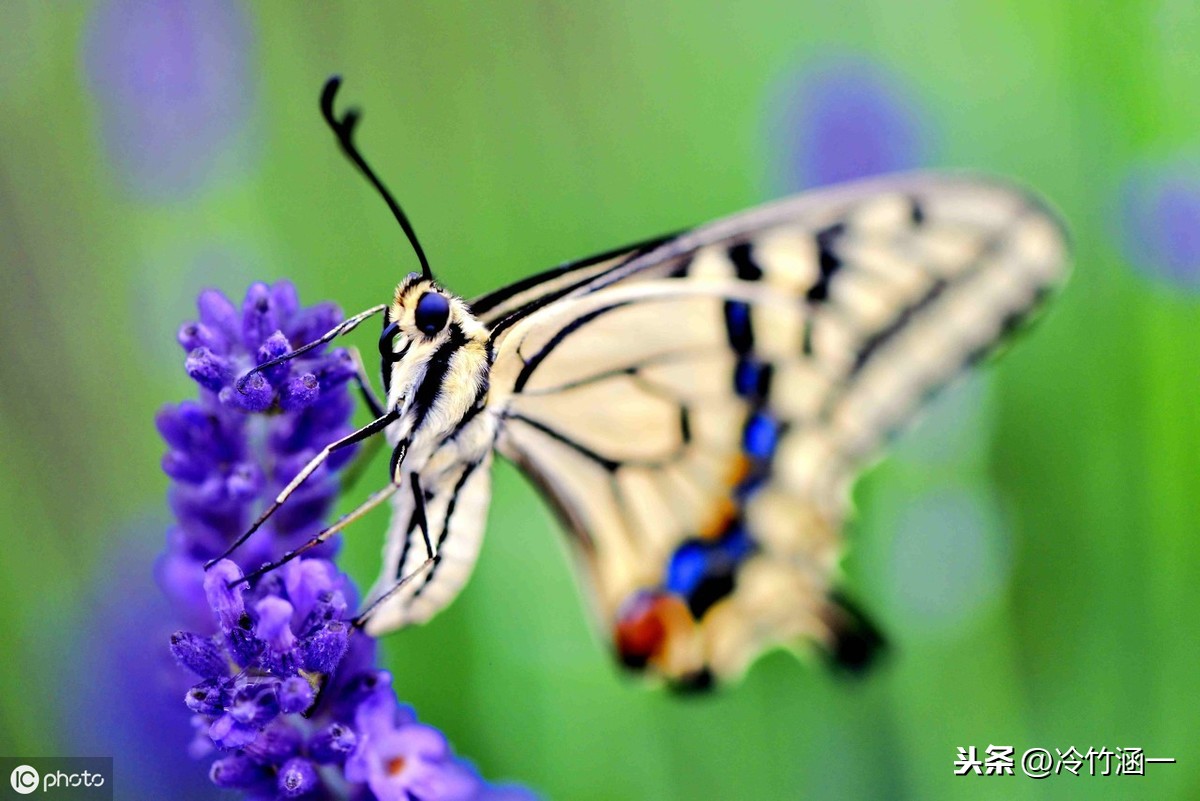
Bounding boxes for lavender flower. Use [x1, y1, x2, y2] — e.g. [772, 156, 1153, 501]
[158, 281, 533, 800]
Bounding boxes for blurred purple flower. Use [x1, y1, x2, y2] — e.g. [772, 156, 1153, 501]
[774, 57, 933, 189]
[1119, 165, 1200, 291]
[159, 281, 532, 799]
[62, 521, 213, 800]
[83, 0, 256, 199]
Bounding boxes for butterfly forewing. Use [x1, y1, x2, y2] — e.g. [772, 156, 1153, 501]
[484, 173, 1068, 683]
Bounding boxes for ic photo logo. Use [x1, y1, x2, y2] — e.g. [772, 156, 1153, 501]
[9, 765, 38, 795]
[2, 759, 110, 798]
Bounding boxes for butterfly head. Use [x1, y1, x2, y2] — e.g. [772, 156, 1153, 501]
[379, 274, 491, 435]
[383, 273, 464, 340]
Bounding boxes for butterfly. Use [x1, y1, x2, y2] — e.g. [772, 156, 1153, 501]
[208, 77, 1069, 689]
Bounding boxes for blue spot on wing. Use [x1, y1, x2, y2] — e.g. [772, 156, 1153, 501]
[663, 526, 761, 618]
[723, 302, 754, 354]
[717, 525, 754, 562]
[743, 412, 779, 460]
[735, 468, 769, 500]
[666, 542, 712, 597]
[734, 359, 771, 401]
[734, 359, 759, 397]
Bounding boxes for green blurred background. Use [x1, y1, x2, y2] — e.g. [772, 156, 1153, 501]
[1, 2, 1198, 799]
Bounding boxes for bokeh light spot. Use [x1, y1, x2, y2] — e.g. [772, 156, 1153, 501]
[885, 487, 1010, 635]
[83, 0, 256, 200]
[1119, 163, 1200, 292]
[772, 56, 934, 190]
[890, 374, 994, 470]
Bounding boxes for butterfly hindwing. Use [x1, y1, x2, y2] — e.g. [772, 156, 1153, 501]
[482, 173, 1068, 684]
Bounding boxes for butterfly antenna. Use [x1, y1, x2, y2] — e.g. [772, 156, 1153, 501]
[321, 75, 433, 280]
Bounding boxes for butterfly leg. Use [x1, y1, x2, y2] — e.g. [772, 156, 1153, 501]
[345, 344, 386, 418]
[409, 473, 435, 559]
[233, 480, 402, 586]
[336, 346, 389, 494]
[204, 408, 400, 568]
[231, 439, 412, 585]
[350, 556, 437, 631]
[348, 473, 437, 630]
[235, 304, 387, 392]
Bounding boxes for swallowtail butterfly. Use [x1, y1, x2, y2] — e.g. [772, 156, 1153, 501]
[209, 77, 1069, 689]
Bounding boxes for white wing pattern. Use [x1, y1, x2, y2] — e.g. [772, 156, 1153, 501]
[479, 173, 1068, 685]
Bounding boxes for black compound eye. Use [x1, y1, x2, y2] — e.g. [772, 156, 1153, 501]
[414, 292, 450, 336]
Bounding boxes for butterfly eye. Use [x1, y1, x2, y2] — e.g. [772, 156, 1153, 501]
[414, 292, 450, 336]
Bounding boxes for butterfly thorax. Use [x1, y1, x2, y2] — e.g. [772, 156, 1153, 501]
[381, 275, 492, 462]
[359, 277, 497, 635]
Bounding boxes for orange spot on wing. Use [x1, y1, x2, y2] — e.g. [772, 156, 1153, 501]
[694, 454, 753, 540]
[614, 591, 694, 670]
[699, 497, 737, 540]
[725, 454, 751, 487]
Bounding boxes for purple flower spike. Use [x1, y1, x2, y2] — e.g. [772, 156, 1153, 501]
[209, 754, 268, 790]
[185, 347, 231, 392]
[311, 722, 358, 763]
[198, 288, 240, 336]
[209, 712, 260, 750]
[158, 282, 535, 799]
[245, 720, 304, 762]
[178, 320, 226, 353]
[224, 372, 274, 412]
[203, 561, 246, 628]
[242, 282, 280, 351]
[186, 679, 226, 716]
[346, 726, 459, 801]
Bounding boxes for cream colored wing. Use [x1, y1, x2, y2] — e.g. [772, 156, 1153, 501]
[360, 452, 494, 636]
[484, 173, 1068, 685]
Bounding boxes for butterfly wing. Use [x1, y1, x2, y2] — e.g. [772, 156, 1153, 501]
[480, 173, 1068, 684]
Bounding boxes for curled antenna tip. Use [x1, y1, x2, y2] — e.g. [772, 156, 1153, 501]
[318, 75, 433, 281]
[321, 75, 342, 106]
[320, 77, 344, 127]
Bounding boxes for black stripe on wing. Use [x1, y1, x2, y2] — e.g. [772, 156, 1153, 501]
[470, 233, 680, 335]
[413, 459, 483, 597]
